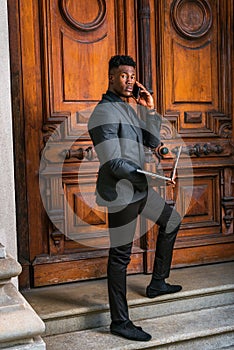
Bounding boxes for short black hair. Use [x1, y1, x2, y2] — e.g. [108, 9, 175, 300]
[108, 55, 136, 74]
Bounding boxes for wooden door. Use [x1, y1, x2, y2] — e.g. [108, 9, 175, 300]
[144, 0, 234, 272]
[8, 0, 233, 289]
[8, 0, 144, 288]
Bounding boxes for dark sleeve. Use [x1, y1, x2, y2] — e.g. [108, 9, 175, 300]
[139, 110, 162, 149]
[88, 109, 147, 192]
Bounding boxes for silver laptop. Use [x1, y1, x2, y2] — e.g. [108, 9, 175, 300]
[137, 145, 182, 183]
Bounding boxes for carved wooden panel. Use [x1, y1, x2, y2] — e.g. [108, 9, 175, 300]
[39, 0, 114, 139]
[64, 180, 109, 250]
[176, 170, 220, 231]
[155, 0, 231, 137]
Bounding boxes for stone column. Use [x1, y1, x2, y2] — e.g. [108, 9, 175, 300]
[0, 0, 17, 269]
[0, 1, 46, 349]
[0, 244, 46, 349]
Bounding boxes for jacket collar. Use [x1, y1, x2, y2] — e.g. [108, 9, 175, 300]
[102, 89, 141, 126]
[102, 90, 124, 103]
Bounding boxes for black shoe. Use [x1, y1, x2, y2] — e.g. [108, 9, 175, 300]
[146, 282, 182, 298]
[110, 320, 152, 341]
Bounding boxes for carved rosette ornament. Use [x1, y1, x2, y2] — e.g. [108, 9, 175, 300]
[59, 0, 106, 32]
[170, 0, 212, 39]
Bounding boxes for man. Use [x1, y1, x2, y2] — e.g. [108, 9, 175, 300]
[88, 55, 182, 342]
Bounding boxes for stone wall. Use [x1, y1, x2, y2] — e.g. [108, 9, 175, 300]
[0, 0, 17, 263]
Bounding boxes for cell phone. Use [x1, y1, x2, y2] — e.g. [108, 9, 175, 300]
[132, 83, 140, 99]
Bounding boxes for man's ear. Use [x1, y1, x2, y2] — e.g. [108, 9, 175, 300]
[109, 74, 114, 84]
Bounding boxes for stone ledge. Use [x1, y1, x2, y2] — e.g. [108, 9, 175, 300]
[0, 254, 22, 282]
[0, 283, 45, 344]
[0, 336, 45, 350]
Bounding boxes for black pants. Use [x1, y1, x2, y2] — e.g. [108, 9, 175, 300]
[107, 188, 181, 324]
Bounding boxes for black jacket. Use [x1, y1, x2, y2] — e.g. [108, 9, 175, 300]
[88, 91, 162, 206]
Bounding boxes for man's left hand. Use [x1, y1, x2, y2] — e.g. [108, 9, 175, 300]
[133, 81, 155, 110]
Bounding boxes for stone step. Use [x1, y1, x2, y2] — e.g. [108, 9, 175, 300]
[22, 262, 234, 337]
[44, 284, 234, 337]
[43, 304, 234, 350]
